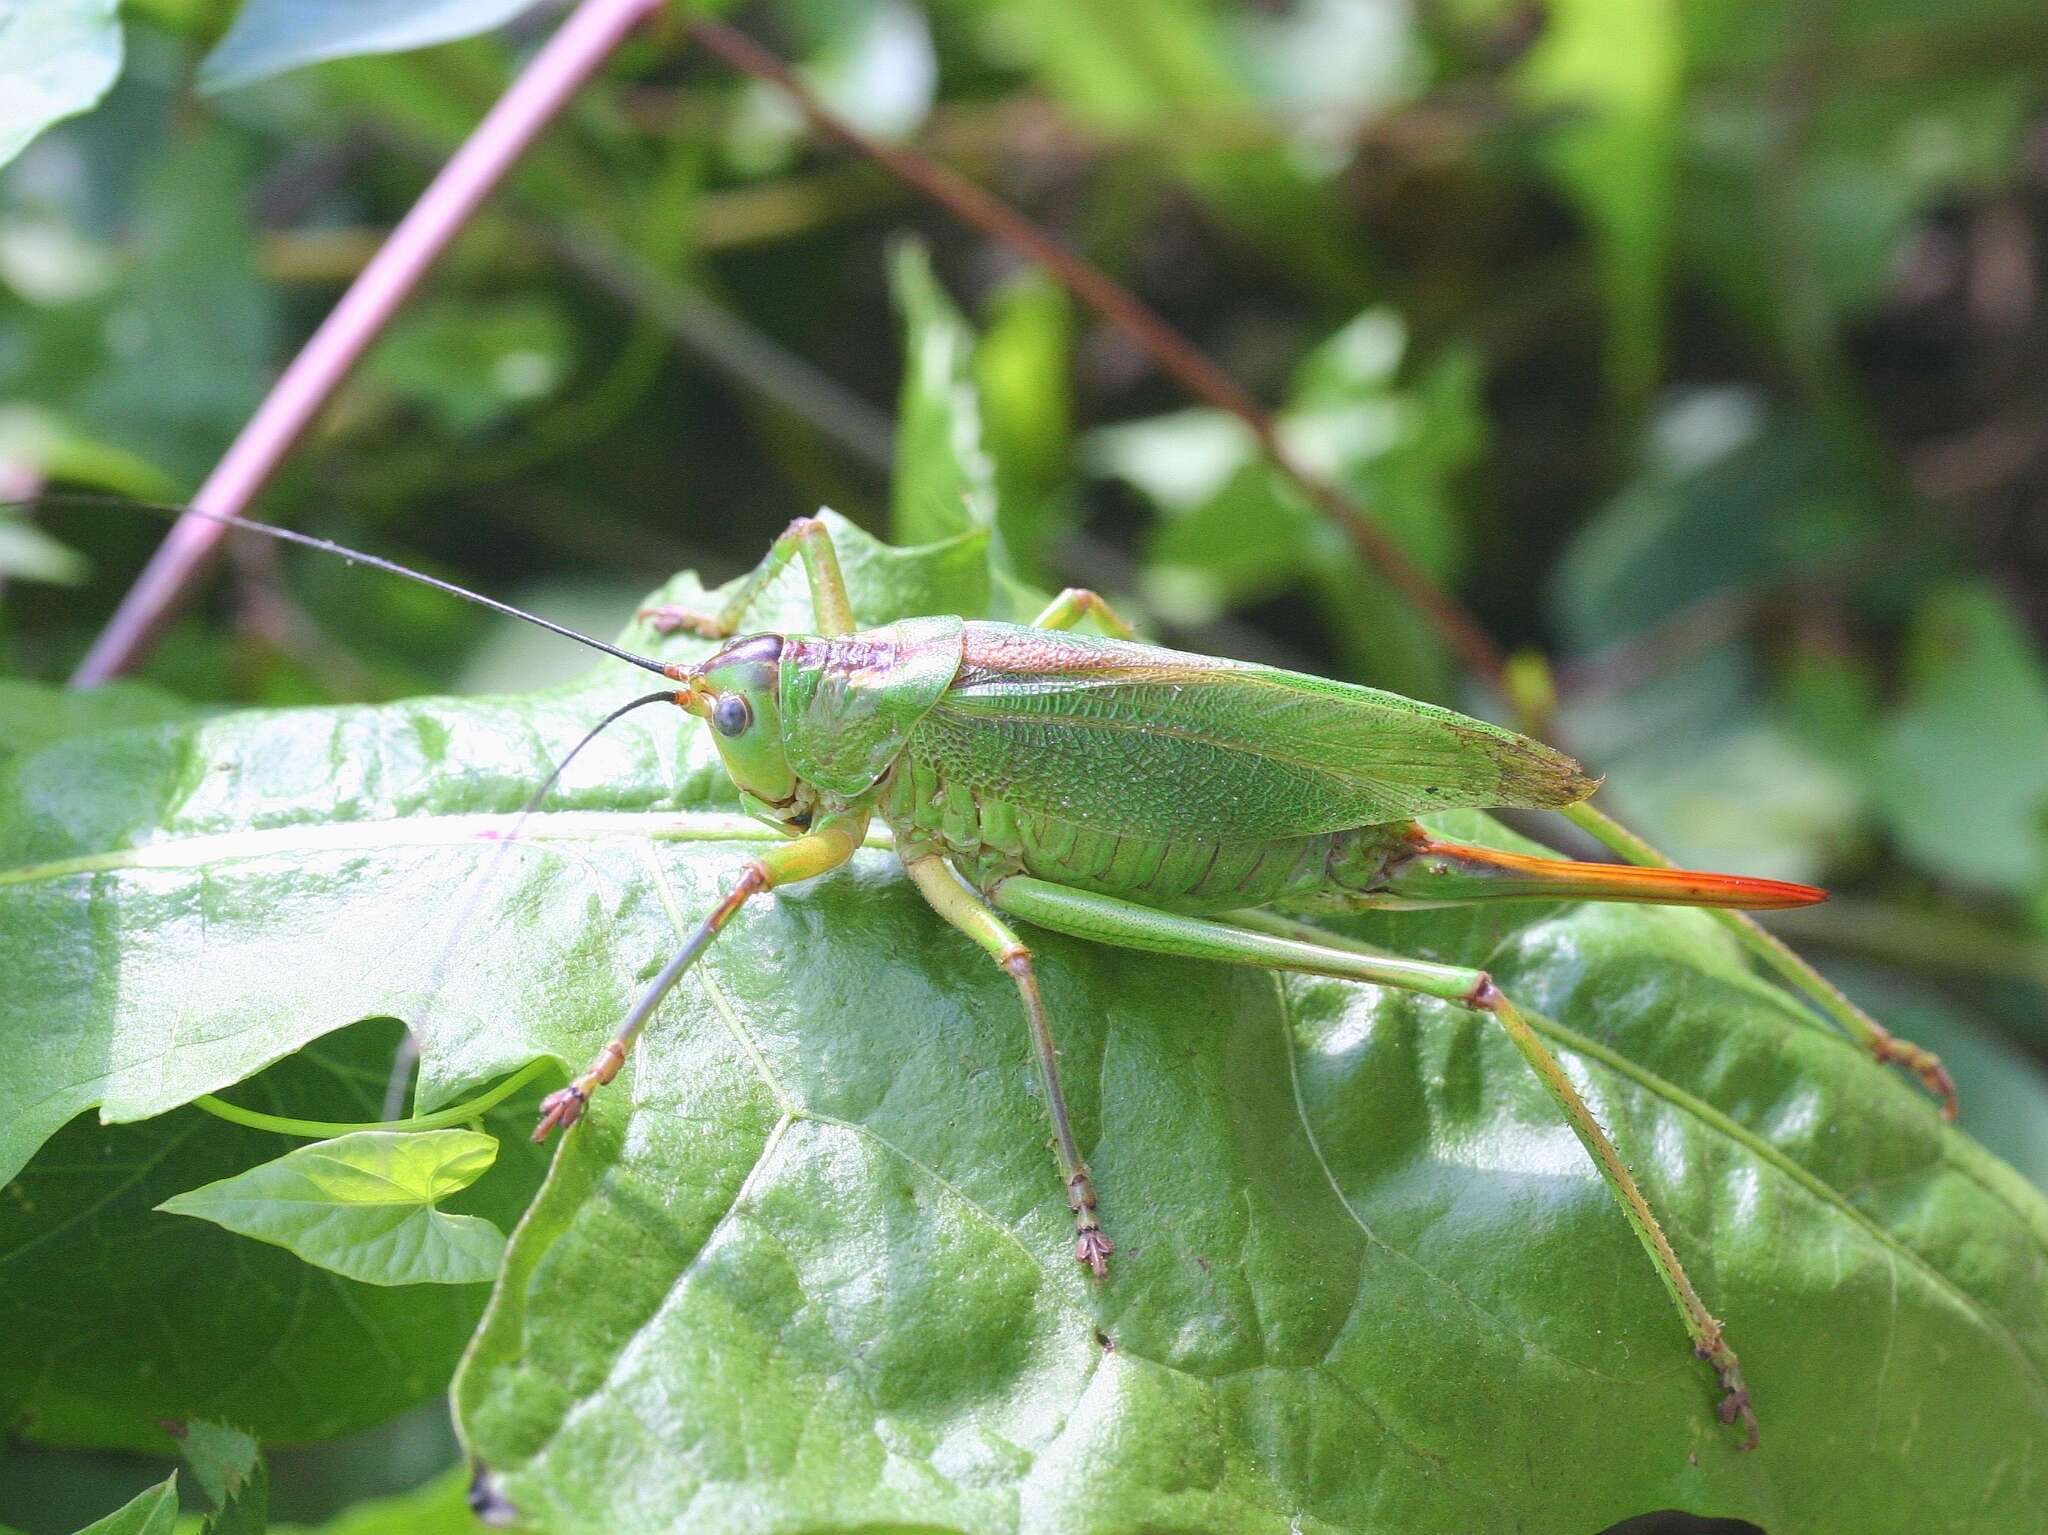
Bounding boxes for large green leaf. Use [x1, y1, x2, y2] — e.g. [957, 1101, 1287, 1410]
[5, 518, 2044, 1527]
[451, 807, 2048, 1530]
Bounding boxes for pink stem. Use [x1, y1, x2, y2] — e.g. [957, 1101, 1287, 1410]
[70, 0, 665, 686]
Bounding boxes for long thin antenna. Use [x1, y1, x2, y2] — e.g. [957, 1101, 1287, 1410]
[13, 496, 679, 680]
[374, 686, 686, 1120]
[505, 689, 685, 827]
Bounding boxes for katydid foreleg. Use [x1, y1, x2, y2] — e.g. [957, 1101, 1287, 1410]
[641, 515, 856, 639]
[989, 873, 1758, 1445]
[1029, 586, 1136, 639]
[533, 809, 871, 1139]
[901, 855, 1112, 1275]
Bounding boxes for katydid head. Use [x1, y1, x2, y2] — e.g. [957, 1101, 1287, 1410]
[679, 633, 806, 827]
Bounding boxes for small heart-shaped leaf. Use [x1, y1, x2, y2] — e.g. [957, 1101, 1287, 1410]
[157, 1130, 506, 1286]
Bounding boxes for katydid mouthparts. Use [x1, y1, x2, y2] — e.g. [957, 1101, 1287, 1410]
[42, 498, 1956, 1449]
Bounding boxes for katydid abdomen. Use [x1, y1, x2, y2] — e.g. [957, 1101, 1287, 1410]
[882, 755, 1821, 916]
[880, 750, 1410, 914]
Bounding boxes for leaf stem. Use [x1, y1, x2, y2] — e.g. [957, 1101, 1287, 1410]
[193, 1058, 557, 1140]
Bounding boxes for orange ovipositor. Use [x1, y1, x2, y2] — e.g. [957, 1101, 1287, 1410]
[1385, 836, 1827, 910]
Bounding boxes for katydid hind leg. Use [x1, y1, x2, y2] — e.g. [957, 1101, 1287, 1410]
[535, 812, 869, 1138]
[1560, 801, 1956, 1117]
[535, 870, 765, 1137]
[991, 874, 1757, 1444]
[1376, 828, 1955, 1114]
[901, 855, 1112, 1276]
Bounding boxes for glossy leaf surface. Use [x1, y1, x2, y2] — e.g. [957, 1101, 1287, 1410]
[453, 801, 2048, 1531]
[3, 521, 2042, 1528]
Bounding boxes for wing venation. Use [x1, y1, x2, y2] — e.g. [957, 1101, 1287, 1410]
[907, 623, 1595, 840]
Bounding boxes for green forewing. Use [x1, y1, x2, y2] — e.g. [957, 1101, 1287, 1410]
[910, 622, 1595, 839]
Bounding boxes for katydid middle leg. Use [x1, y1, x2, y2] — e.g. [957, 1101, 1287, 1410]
[901, 854, 1113, 1276]
[990, 874, 1758, 1444]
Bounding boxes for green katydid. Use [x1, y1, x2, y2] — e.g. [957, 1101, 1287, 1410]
[53, 500, 1954, 1448]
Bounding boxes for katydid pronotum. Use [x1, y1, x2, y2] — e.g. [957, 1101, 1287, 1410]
[57, 502, 1960, 1448]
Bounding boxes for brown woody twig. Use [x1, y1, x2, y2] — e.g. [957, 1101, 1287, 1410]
[686, 17, 1508, 691]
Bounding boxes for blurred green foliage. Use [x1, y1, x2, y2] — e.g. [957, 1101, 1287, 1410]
[3, 0, 2048, 1529]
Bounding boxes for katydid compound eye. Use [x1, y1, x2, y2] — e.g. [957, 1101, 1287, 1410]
[711, 694, 752, 737]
